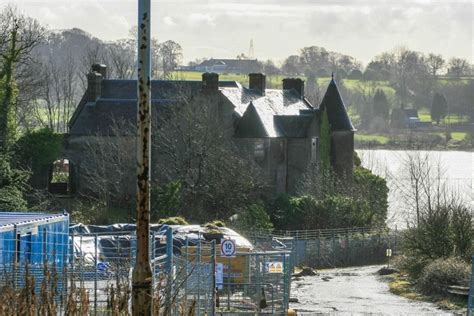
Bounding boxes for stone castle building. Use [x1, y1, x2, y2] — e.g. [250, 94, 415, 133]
[65, 64, 355, 197]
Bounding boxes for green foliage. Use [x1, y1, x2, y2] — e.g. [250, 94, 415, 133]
[0, 153, 29, 210]
[270, 194, 376, 230]
[418, 258, 470, 295]
[319, 109, 331, 171]
[13, 128, 63, 172]
[373, 89, 390, 122]
[353, 166, 388, 225]
[0, 78, 18, 151]
[430, 92, 448, 124]
[347, 69, 363, 80]
[353, 151, 361, 167]
[151, 181, 182, 221]
[399, 204, 473, 282]
[232, 202, 273, 232]
[158, 216, 189, 225]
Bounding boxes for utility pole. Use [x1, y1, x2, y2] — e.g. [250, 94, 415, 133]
[132, 0, 152, 315]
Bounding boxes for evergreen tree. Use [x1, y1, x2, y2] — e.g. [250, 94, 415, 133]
[430, 92, 448, 124]
[372, 89, 390, 122]
[320, 109, 331, 172]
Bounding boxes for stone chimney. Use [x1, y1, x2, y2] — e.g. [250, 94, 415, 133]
[283, 78, 305, 99]
[202, 72, 219, 93]
[87, 71, 102, 101]
[91, 64, 107, 79]
[249, 73, 266, 95]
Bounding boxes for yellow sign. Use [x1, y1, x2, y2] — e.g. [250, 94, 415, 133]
[267, 261, 283, 273]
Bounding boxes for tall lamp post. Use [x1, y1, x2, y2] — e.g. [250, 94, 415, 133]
[132, 0, 152, 314]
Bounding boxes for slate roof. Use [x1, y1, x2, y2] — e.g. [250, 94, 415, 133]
[69, 77, 354, 138]
[70, 80, 214, 136]
[319, 79, 355, 131]
[223, 84, 315, 138]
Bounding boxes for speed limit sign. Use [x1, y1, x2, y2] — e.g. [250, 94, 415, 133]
[220, 239, 236, 257]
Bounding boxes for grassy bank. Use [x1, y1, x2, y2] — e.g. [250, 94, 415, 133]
[386, 273, 467, 311]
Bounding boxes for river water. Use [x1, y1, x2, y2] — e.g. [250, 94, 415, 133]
[357, 150, 473, 228]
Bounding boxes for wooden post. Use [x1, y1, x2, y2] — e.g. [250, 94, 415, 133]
[132, 0, 153, 314]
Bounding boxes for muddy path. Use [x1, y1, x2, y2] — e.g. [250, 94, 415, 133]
[290, 265, 464, 315]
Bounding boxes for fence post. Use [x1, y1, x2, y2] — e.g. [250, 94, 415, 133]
[165, 226, 173, 314]
[211, 240, 216, 316]
[468, 255, 474, 315]
[331, 230, 336, 266]
[94, 233, 98, 316]
[184, 237, 188, 312]
[71, 232, 74, 290]
[197, 237, 202, 315]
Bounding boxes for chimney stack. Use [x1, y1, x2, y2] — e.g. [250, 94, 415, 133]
[249, 73, 266, 95]
[92, 64, 107, 79]
[202, 72, 219, 93]
[283, 78, 305, 99]
[87, 71, 102, 101]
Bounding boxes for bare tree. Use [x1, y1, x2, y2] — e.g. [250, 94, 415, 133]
[106, 39, 136, 79]
[81, 119, 135, 211]
[158, 40, 182, 79]
[448, 58, 469, 79]
[426, 53, 445, 78]
[153, 89, 262, 221]
[394, 151, 462, 226]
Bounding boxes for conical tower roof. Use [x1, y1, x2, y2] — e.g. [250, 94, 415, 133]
[319, 78, 355, 131]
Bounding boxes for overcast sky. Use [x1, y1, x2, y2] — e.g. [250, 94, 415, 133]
[8, 0, 474, 65]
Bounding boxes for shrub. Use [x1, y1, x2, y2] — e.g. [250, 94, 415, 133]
[158, 216, 189, 225]
[347, 69, 363, 80]
[151, 181, 182, 221]
[393, 254, 430, 280]
[270, 193, 377, 230]
[206, 220, 226, 228]
[418, 258, 470, 295]
[232, 202, 273, 232]
[13, 128, 63, 177]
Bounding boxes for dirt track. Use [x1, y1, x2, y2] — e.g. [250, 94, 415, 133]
[290, 265, 464, 315]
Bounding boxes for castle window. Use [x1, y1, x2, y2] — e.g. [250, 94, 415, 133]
[48, 159, 71, 195]
[254, 139, 265, 160]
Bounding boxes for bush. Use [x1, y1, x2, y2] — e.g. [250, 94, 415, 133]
[270, 193, 376, 230]
[14, 128, 63, 168]
[232, 202, 273, 232]
[158, 216, 189, 225]
[418, 258, 470, 295]
[151, 181, 182, 221]
[347, 69, 363, 80]
[0, 154, 29, 210]
[393, 254, 430, 280]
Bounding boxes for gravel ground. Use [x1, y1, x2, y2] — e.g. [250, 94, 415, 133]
[290, 265, 465, 316]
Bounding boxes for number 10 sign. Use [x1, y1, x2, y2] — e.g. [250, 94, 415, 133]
[220, 239, 236, 257]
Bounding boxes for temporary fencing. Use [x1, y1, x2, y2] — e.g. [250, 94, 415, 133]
[468, 255, 474, 316]
[247, 226, 399, 268]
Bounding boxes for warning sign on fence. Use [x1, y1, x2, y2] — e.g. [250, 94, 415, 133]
[266, 261, 283, 273]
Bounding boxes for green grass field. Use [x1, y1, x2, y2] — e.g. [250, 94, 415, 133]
[173, 71, 396, 96]
[418, 109, 470, 125]
[354, 133, 390, 144]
